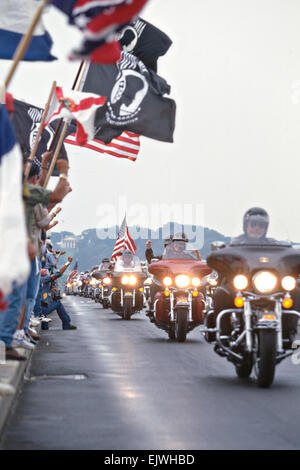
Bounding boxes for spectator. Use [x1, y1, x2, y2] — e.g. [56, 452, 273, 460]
[0, 154, 72, 360]
[40, 257, 77, 330]
[145, 240, 154, 264]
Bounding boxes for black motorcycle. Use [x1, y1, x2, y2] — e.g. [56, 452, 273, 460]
[205, 241, 300, 387]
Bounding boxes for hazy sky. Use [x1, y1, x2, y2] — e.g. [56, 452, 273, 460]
[2, 0, 300, 243]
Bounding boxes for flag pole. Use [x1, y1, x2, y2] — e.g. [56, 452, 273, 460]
[24, 80, 57, 181]
[47, 60, 85, 152]
[43, 61, 88, 188]
[4, 0, 50, 89]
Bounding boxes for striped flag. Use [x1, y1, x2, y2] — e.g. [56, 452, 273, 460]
[64, 130, 140, 161]
[111, 215, 136, 261]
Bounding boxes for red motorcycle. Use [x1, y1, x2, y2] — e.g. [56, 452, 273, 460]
[148, 238, 212, 342]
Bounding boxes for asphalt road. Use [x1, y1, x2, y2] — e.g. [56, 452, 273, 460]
[1, 295, 300, 450]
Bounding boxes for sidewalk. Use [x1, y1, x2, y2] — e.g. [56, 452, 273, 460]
[0, 347, 34, 436]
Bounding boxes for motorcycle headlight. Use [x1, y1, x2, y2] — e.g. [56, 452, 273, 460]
[78, 281, 82, 286]
[192, 277, 201, 287]
[67, 283, 71, 288]
[281, 276, 296, 291]
[253, 271, 277, 293]
[207, 276, 218, 287]
[233, 274, 248, 291]
[121, 275, 129, 285]
[163, 276, 172, 287]
[175, 275, 190, 288]
[103, 277, 111, 285]
[129, 275, 137, 286]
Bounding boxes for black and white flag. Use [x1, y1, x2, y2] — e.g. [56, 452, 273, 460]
[11, 98, 68, 177]
[81, 51, 176, 144]
[118, 18, 172, 72]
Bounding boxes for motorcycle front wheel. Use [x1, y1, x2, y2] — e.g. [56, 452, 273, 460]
[254, 329, 277, 388]
[175, 309, 188, 343]
[123, 297, 133, 320]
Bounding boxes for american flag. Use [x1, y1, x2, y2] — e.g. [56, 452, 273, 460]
[64, 131, 140, 162]
[111, 216, 137, 261]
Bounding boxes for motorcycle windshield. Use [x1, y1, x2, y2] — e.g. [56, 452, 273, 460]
[207, 242, 300, 277]
[162, 240, 200, 260]
[114, 255, 143, 273]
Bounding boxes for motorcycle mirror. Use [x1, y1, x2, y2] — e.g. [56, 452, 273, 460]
[210, 241, 226, 251]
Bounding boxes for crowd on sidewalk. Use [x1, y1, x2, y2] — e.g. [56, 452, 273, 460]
[0, 139, 77, 362]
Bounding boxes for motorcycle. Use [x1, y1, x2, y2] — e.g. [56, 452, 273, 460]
[148, 240, 212, 342]
[93, 270, 113, 308]
[110, 254, 147, 320]
[206, 240, 300, 387]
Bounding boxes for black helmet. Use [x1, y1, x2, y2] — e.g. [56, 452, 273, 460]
[243, 207, 269, 236]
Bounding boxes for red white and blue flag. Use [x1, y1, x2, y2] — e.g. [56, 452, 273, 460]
[111, 215, 136, 261]
[0, 0, 56, 61]
[44, 86, 106, 146]
[51, 0, 149, 63]
[64, 130, 140, 162]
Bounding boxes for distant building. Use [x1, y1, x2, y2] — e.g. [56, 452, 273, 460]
[61, 236, 77, 249]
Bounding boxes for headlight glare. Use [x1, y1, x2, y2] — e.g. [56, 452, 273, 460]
[233, 274, 248, 290]
[281, 276, 296, 291]
[192, 277, 201, 287]
[121, 275, 129, 285]
[253, 271, 277, 293]
[163, 276, 172, 287]
[175, 274, 190, 288]
[129, 275, 137, 285]
[103, 277, 111, 285]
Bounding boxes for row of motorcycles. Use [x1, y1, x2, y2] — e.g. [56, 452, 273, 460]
[65, 236, 300, 388]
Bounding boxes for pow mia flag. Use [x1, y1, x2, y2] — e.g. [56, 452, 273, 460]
[82, 51, 176, 143]
[11, 99, 68, 177]
[118, 18, 172, 72]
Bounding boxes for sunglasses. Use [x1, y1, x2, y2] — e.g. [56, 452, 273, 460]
[249, 221, 266, 228]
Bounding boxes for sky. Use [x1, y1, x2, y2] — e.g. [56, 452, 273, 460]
[2, 0, 300, 243]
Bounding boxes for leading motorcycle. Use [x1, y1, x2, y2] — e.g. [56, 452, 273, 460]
[206, 240, 300, 387]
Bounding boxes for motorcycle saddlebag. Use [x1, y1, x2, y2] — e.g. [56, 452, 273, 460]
[154, 292, 170, 323]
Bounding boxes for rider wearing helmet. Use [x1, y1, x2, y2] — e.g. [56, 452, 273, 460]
[121, 250, 135, 268]
[230, 207, 279, 245]
[99, 258, 111, 271]
[166, 232, 194, 259]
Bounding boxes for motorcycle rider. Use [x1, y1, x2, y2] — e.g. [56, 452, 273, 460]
[146, 237, 173, 317]
[99, 258, 111, 272]
[230, 207, 279, 245]
[207, 207, 299, 344]
[120, 250, 135, 268]
[165, 232, 194, 259]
